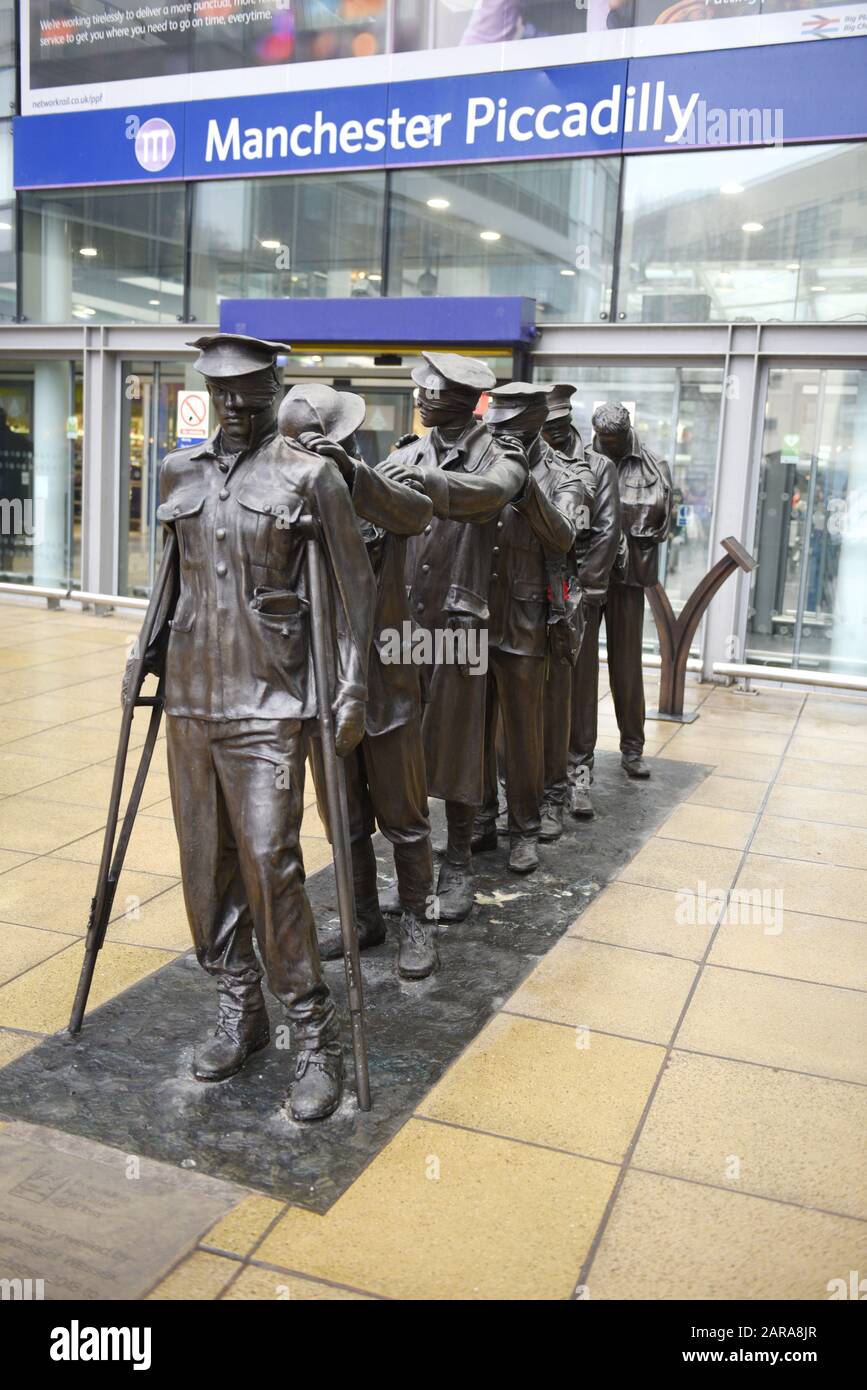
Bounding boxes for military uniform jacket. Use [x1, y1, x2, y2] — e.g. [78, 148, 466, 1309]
[154, 428, 377, 721]
[573, 447, 622, 605]
[386, 419, 528, 635]
[597, 429, 673, 589]
[348, 460, 433, 738]
[488, 437, 590, 659]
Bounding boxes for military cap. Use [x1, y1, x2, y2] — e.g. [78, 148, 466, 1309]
[187, 333, 289, 379]
[484, 380, 552, 425]
[285, 382, 366, 443]
[546, 382, 578, 420]
[411, 350, 496, 396]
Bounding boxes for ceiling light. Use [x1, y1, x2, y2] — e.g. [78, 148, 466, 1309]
[480, 230, 501, 242]
[368, 273, 382, 282]
[0, 221, 11, 231]
[741, 222, 763, 233]
[72, 305, 96, 317]
[79, 246, 98, 257]
[720, 182, 744, 195]
[560, 268, 576, 277]
[260, 239, 281, 250]
[426, 197, 450, 210]
[786, 262, 800, 271]
[148, 298, 160, 305]
[810, 285, 827, 292]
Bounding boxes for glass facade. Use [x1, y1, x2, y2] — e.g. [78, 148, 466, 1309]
[619, 143, 867, 325]
[747, 366, 867, 677]
[386, 159, 618, 322]
[189, 172, 386, 320]
[0, 357, 82, 589]
[534, 362, 724, 653]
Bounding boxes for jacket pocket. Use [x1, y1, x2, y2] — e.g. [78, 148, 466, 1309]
[237, 486, 297, 579]
[168, 586, 196, 633]
[157, 494, 206, 569]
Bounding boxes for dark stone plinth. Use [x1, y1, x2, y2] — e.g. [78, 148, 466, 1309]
[0, 752, 706, 1212]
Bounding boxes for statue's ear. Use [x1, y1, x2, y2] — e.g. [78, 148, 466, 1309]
[278, 393, 322, 440]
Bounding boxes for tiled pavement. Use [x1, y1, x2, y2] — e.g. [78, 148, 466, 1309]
[0, 597, 865, 1300]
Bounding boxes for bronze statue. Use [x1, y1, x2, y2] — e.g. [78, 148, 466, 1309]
[541, 384, 621, 824]
[280, 382, 439, 980]
[571, 402, 673, 791]
[374, 352, 529, 923]
[123, 334, 377, 1122]
[472, 383, 591, 870]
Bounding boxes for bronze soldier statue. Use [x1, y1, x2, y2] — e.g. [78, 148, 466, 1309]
[375, 352, 529, 923]
[571, 401, 672, 789]
[541, 384, 621, 825]
[473, 383, 591, 870]
[123, 335, 376, 1122]
[280, 382, 439, 981]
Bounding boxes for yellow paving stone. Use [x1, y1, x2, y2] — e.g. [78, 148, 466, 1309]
[787, 734, 867, 767]
[417, 1012, 663, 1162]
[709, 906, 867, 992]
[0, 667, 90, 699]
[751, 813, 867, 871]
[765, 783, 867, 830]
[0, 692, 116, 723]
[301, 802, 328, 840]
[677, 965, 867, 1085]
[23, 761, 172, 812]
[0, 938, 177, 1033]
[0, 848, 34, 875]
[568, 881, 717, 960]
[662, 743, 780, 781]
[202, 1194, 287, 1257]
[656, 804, 756, 852]
[504, 937, 697, 1044]
[8, 724, 144, 766]
[258, 1118, 616, 1300]
[222, 1267, 374, 1300]
[0, 797, 108, 855]
[665, 727, 789, 758]
[0, 1027, 39, 1066]
[147, 1251, 238, 1301]
[797, 716, 867, 745]
[777, 756, 867, 795]
[0, 716, 55, 745]
[105, 883, 190, 952]
[804, 696, 867, 724]
[302, 838, 333, 875]
[0, 856, 176, 934]
[0, 923, 77, 983]
[588, 1169, 867, 1301]
[703, 689, 804, 714]
[141, 796, 174, 820]
[686, 775, 768, 813]
[618, 837, 742, 894]
[634, 1051, 867, 1219]
[679, 708, 798, 735]
[57, 812, 182, 877]
[0, 750, 84, 797]
[736, 853, 867, 923]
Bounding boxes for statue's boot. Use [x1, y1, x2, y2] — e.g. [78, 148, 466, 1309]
[569, 784, 594, 818]
[622, 754, 651, 779]
[508, 836, 539, 875]
[398, 911, 439, 980]
[378, 878, 402, 915]
[318, 837, 387, 960]
[471, 815, 498, 853]
[538, 801, 564, 843]
[287, 1043, 344, 1122]
[193, 982, 270, 1082]
[437, 801, 477, 923]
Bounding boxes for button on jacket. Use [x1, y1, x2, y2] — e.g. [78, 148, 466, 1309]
[348, 459, 433, 737]
[155, 429, 377, 721]
[488, 438, 590, 659]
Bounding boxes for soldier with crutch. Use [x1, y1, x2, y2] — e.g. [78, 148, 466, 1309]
[118, 335, 376, 1122]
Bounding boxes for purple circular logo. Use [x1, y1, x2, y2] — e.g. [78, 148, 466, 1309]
[134, 118, 176, 173]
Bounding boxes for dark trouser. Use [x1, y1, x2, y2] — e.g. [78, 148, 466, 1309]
[481, 648, 546, 841]
[569, 585, 647, 777]
[544, 657, 572, 807]
[309, 715, 433, 917]
[165, 714, 335, 1048]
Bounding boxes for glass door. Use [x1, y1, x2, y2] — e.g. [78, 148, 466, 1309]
[747, 366, 867, 676]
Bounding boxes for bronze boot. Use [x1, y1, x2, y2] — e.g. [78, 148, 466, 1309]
[288, 1044, 344, 1122]
[318, 837, 387, 960]
[193, 984, 270, 1082]
[397, 910, 439, 980]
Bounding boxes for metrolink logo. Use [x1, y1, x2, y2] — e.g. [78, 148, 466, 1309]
[133, 116, 176, 173]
